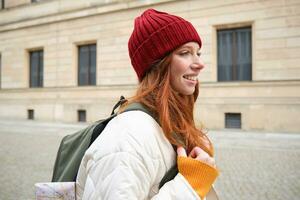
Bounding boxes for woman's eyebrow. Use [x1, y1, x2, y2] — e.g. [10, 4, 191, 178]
[179, 45, 200, 51]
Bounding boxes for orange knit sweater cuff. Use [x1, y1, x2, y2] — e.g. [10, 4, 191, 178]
[177, 156, 219, 199]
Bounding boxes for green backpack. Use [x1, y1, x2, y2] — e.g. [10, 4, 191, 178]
[51, 96, 178, 188]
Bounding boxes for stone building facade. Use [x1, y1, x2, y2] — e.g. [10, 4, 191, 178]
[0, 0, 299, 132]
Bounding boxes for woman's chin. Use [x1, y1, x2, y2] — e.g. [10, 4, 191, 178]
[177, 88, 195, 96]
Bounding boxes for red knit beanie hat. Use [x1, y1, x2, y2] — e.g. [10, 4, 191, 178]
[128, 8, 202, 81]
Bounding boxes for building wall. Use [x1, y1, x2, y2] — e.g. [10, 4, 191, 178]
[4, 0, 30, 8]
[0, 0, 299, 132]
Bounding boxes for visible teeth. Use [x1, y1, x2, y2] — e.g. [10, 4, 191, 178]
[183, 75, 198, 81]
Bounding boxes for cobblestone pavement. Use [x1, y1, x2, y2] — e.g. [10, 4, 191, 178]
[0, 119, 299, 200]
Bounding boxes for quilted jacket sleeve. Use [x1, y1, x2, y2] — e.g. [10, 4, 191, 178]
[78, 151, 200, 200]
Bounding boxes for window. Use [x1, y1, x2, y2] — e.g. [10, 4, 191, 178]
[28, 109, 34, 120]
[78, 44, 96, 86]
[1, 0, 4, 9]
[217, 27, 252, 81]
[0, 53, 1, 88]
[78, 110, 86, 122]
[31, 0, 47, 3]
[225, 113, 241, 129]
[29, 50, 43, 88]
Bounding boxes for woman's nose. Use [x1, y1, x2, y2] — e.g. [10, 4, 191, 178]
[191, 57, 205, 70]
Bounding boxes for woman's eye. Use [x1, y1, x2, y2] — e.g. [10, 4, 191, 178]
[197, 52, 201, 57]
[179, 51, 189, 55]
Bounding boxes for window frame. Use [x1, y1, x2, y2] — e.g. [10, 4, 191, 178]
[0, 53, 1, 89]
[28, 109, 34, 120]
[78, 110, 87, 122]
[77, 43, 96, 86]
[29, 49, 44, 88]
[216, 24, 253, 82]
[1, 0, 5, 9]
[225, 113, 242, 129]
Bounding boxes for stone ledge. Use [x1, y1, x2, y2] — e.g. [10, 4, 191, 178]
[201, 79, 300, 88]
[0, 0, 179, 32]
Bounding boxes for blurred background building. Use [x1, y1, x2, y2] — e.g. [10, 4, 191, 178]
[0, 0, 299, 132]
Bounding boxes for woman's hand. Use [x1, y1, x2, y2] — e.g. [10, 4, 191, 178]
[177, 146, 216, 168]
[177, 146, 219, 198]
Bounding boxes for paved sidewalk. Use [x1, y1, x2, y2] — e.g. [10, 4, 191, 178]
[0, 119, 299, 200]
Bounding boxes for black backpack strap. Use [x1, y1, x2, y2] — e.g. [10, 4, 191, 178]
[159, 163, 178, 189]
[91, 96, 127, 145]
[111, 96, 127, 115]
[159, 143, 178, 188]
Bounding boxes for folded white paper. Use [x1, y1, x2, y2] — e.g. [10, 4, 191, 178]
[35, 182, 75, 200]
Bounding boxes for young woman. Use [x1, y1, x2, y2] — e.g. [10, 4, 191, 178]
[76, 8, 219, 200]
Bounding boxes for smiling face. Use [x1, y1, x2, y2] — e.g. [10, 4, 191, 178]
[169, 42, 205, 95]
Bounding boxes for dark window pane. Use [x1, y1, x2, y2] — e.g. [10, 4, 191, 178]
[90, 44, 96, 85]
[225, 113, 241, 129]
[30, 50, 43, 88]
[28, 109, 34, 120]
[30, 52, 39, 87]
[78, 44, 96, 86]
[218, 30, 233, 81]
[30, 51, 44, 87]
[79, 46, 89, 85]
[1, 0, 4, 9]
[32, 0, 47, 2]
[0, 54, 1, 88]
[236, 28, 252, 81]
[78, 110, 86, 122]
[39, 51, 44, 87]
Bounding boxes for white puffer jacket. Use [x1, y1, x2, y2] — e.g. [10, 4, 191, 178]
[76, 111, 201, 200]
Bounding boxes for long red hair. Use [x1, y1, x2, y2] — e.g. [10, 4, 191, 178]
[122, 53, 214, 157]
